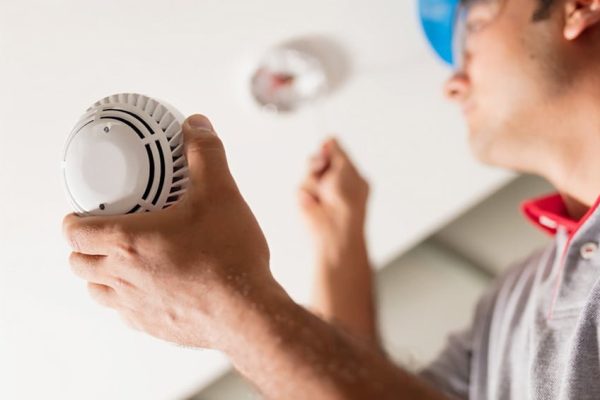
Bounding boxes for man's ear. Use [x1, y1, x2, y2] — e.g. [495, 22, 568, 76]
[564, 0, 600, 40]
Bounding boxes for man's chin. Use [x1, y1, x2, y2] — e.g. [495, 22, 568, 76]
[467, 128, 496, 166]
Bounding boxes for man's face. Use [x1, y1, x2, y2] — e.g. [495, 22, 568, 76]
[445, 0, 565, 170]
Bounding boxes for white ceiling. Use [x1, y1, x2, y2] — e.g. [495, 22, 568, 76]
[0, 1, 511, 399]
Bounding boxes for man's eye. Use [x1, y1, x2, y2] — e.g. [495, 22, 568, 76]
[466, 18, 487, 33]
[465, 4, 496, 33]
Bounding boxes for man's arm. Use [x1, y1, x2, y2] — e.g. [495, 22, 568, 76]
[221, 279, 448, 400]
[311, 234, 378, 346]
[299, 139, 378, 346]
[62, 115, 449, 400]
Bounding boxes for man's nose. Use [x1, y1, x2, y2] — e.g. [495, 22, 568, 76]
[444, 72, 470, 102]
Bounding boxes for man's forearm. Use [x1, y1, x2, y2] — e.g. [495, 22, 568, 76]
[222, 280, 448, 400]
[313, 233, 379, 346]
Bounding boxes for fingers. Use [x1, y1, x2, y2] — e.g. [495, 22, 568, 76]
[298, 183, 319, 206]
[324, 138, 351, 170]
[63, 213, 122, 255]
[69, 252, 110, 285]
[298, 189, 318, 209]
[182, 115, 233, 194]
[309, 154, 330, 177]
[87, 283, 118, 309]
[298, 169, 321, 207]
[300, 172, 319, 196]
[306, 139, 335, 177]
[298, 186, 326, 223]
[305, 137, 350, 178]
[325, 137, 347, 157]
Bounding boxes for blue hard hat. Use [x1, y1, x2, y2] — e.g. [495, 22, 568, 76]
[418, 0, 460, 65]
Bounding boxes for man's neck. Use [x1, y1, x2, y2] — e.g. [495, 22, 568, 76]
[542, 88, 600, 211]
[560, 192, 590, 221]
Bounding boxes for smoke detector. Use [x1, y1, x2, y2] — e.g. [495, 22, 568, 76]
[250, 36, 350, 113]
[62, 93, 189, 216]
[251, 47, 328, 113]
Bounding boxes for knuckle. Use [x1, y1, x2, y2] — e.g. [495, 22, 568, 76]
[68, 251, 79, 266]
[187, 133, 224, 153]
[185, 136, 203, 153]
[113, 277, 132, 290]
[70, 253, 104, 281]
[207, 134, 225, 150]
[68, 252, 84, 271]
[110, 226, 136, 257]
[68, 254, 83, 277]
[108, 222, 127, 240]
[116, 241, 138, 260]
[69, 252, 91, 277]
[87, 284, 111, 307]
[87, 283, 99, 297]
[62, 214, 76, 233]
[299, 180, 311, 192]
[63, 221, 81, 251]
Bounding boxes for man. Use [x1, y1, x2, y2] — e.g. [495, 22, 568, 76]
[62, 0, 600, 398]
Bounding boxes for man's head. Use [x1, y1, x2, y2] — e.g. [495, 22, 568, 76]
[429, 0, 600, 175]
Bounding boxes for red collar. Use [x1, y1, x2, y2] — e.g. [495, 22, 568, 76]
[521, 193, 600, 238]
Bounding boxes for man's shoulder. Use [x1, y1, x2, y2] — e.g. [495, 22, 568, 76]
[497, 242, 557, 293]
[472, 241, 558, 324]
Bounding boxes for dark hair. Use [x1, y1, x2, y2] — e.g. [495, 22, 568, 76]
[532, 0, 557, 21]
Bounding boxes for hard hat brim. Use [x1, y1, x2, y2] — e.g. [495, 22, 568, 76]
[418, 0, 460, 66]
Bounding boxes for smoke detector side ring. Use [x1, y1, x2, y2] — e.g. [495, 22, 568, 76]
[62, 93, 189, 216]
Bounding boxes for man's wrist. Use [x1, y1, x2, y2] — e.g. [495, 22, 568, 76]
[214, 274, 295, 356]
[316, 229, 369, 270]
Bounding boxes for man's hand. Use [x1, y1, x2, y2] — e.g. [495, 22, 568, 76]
[298, 139, 378, 346]
[63, 115, 274, 348]
[298, 138, 370, 258]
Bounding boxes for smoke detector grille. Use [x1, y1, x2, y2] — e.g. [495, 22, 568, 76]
[62, 93, 189, 216]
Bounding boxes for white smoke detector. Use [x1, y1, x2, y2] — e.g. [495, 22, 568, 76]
[62, 93, 189, 216]
[251, 46, 328, 113]
[249, 36, 350, 113]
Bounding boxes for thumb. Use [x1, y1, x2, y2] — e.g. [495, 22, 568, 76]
[182, 114, 231, 191]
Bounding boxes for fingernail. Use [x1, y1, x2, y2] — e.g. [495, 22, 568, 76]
[186, 115, 215, 134]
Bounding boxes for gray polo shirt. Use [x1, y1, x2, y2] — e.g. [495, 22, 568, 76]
[419, 193, 600, 399]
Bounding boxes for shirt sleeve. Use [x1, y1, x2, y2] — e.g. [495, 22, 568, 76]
[418, 327, 474, 399]
[417, 245, 552, 399]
